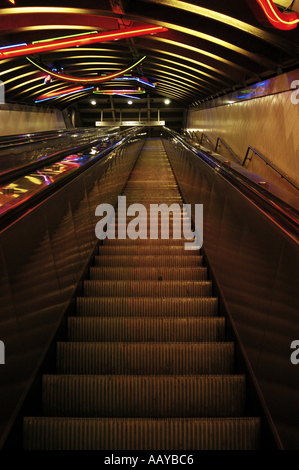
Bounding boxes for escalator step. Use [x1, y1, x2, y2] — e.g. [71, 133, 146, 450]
[67, 317, 226, 342]
[23, 417, 261, 450]
[94, 255, 204, 267]
[102, 238, 187, 245]
[89, 267, 208, 281]
[75, 297, 219, 317]
[42, 375, 246, 417]
[56, 342, 234, 375]
[83, 280, 213, 298]
[97, 246, 199, 256]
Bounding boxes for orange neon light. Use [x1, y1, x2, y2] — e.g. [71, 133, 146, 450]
[246, 0, 299, 30]
[0, 26, 168, 60]
[38, 86, 85, 99]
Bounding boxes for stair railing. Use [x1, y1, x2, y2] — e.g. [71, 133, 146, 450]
[243, 146, 299, 191]
[187, 130, 299, 192]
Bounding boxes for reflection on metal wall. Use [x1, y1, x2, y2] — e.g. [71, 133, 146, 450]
[162, 132, 299, 451]
[0, 81, 4, 105]
[0, 131, 146, 447]
[0, 104, 67, 136]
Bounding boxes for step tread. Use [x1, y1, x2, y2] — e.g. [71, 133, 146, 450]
[83, 280, 213, 298]
[42, 374, 246, 418]
[67, 317, 226, 341]
[75, 297, 219, 317]
[23, 417, 261, 450]
[56, 342, 235, 375]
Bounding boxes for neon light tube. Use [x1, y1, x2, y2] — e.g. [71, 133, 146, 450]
[35, 86, 94, 102]
[27, 56, 147, 84]
[93, 89, 145, 95]
[114, 76, 156, 88]
[117, 94, 141, 99]
[32, 31, 99, 44]
[0, 43, 27, 50]
[38, 85, 86, 99]
[0, 26, 168, 60]
[247, 0, 299, 30]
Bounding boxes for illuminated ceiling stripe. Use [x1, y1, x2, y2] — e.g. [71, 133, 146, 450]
[27, 56, 147, 84]
[56, 49, 233, 85]
[141, 24, 276, 70]
[142, 65, 216, 93]
[0, 26, 167, 59]
[151, 36, 261, 80]
[143, 59, 218, 91]
[141, 0, 299, 49]
[0, 5, 296, 55]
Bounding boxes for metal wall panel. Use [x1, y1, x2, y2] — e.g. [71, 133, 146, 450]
[0, 132, 146, 447]
[163, 134, 299, 450]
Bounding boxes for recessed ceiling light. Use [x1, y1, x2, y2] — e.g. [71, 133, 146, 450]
[128, 100, 133, 105]
[164, 99, 170, 104]
[91, 100, 96, 105]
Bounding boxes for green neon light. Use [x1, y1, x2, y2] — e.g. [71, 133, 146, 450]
[32, 31, 99, 45]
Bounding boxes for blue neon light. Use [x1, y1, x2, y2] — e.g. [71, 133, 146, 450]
[0, 43, 27, 50]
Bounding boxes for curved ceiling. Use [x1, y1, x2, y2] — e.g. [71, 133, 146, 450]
[1, 0, 299, 109]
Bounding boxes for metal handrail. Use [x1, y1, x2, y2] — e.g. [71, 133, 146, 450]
[200, 132, 215, 150]
[187, 130, 299, 192]
[215, 137, 243, 165]
[243, 146, 299, 191]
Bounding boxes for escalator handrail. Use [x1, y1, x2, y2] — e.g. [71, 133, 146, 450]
[0, 127, 121, 151]
[0, 128, 130, 185]
[0, 126, 142, 232]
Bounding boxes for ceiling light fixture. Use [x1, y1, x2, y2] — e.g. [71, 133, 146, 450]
[164, 99, 170, 104]
[0, 26, 168, 60]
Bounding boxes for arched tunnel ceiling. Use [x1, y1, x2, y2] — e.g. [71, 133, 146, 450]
[1, 0, 299, 110]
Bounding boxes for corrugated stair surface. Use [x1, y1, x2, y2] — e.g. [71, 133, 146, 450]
[23, 138, 261, 450]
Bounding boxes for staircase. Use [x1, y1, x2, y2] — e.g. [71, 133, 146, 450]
[23, 138, 261, 450]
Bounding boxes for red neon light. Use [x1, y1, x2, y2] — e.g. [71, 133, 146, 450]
[246, 0, 299, 30]
[0, 26, 168, 60]
[38, 86, 85, 99]
[27, 56, 147, 84]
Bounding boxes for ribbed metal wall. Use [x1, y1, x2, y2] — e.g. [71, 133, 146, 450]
[162, 131, 299, 450]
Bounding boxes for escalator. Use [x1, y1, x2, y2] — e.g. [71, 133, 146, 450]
[22, 138, 261, 450]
